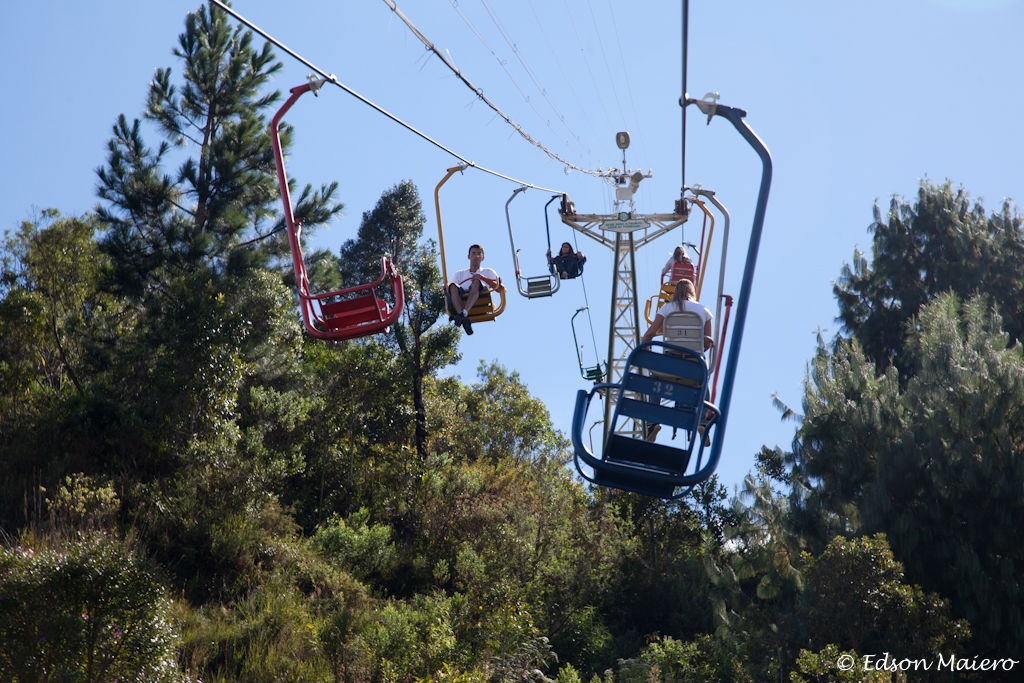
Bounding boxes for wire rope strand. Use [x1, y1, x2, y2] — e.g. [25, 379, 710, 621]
[208, 0, 563, 194]
[525, 0, 595, 165]
[603, 0, 643, 145]
[380, 0, 600, 177]
[568, 230, 601, 365]
[681, 0, 689, 195]
[558, 0, 615, 136]
[446, 0, 578, 157]
[476, 0, 585, 154]
[584, 1, 629, 127]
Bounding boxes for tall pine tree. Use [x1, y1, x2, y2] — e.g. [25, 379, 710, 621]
[336, 180, 459, 460]
[834, 181, 1024, 374]
[96, 3, 341, 296]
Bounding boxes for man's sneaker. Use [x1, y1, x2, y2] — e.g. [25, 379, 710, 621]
[451, 311, 465, 326]
[461, 314, 474, 335]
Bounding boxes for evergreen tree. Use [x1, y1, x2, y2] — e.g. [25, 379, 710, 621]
[337, 180, 460, 460]
[789, 294, 1024, 664]
[96, 3, 341, 296]
[834, 181, 1024, 374]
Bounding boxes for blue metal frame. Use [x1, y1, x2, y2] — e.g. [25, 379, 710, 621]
[690, 101, 773, 485]
[571, 340, 720, 498]
[570, 100, 772, 498]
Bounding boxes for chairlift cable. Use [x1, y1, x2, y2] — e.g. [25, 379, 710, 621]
[584, 2, 629, 127]
[474, 0, 586, 156]
[209, 0, 564, 194]
[380, 0, 601, 177]
[447, 0, 576, 155]
[524, 0, 596, 164]
[569, 226, 601, 361]
[604, 0, 643, 136]
[559, 0, 616, 134]
[681, 0, 689, 196]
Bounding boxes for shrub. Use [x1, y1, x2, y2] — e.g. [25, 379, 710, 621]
[0, 534, 182, 682]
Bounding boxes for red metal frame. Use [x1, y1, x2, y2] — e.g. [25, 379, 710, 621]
[270, 82, 404, 341]
[710, 294, 733, 403]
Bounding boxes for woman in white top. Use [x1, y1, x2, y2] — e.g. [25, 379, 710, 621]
[641, 278, 712, 351]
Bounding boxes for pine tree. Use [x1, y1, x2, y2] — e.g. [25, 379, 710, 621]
[789, 294, 1024, 662]
[96, 3, 341, 296]
[834, 181, 1024, 375]
[337, 180, 460, 460]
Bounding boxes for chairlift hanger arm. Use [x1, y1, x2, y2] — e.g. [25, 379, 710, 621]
[433, 165, 469, 289]
[682, 96, 773, 478]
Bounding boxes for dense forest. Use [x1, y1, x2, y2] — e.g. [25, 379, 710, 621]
[2, 6, 1023, 682]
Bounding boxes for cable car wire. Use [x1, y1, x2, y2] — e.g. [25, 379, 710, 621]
[475, 0, 586, 155]
[446, 0, 559, 148]
[209, 0, 565, 194]
[525, 0, 596, 166]
[380, 0, 601, 177]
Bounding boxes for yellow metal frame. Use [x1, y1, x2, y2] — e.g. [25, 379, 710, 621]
[644, 281, 678, 324]
[690, 198, 715, 298]
[433, 165, 507, 323]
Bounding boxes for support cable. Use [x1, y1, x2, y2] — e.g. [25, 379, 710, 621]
[474, 0, 585, 154]
[380, 0, 601, 177]
[525, 0, 595, 164]
[681, 0, 689, 196]
[209, 0, 565, 194]
[447, 0, 574, 153]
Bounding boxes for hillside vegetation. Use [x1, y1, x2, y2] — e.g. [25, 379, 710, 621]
[2, 6, 1022, 682]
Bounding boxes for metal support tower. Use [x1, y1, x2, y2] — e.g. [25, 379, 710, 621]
[607, 233, 641, 435]
[561, 200, 688, 440]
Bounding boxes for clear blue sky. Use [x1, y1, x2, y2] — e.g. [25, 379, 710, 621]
[3, 0, 1022, 492]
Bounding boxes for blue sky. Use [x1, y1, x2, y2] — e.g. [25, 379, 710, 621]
[3, 1, 1022, 492]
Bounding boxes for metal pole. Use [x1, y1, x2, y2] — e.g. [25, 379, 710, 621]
[697, 103, 773, 483]
[681, 0, 689, 196]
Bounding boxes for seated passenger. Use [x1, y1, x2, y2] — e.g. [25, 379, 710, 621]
[546, 242, 586, 279]
[641, 278, 712, 351]
[640, 278, 713, 441]
[447, 243, 500, 336]
[661, 245, 697, 285]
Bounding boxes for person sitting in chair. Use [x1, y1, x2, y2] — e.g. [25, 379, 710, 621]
[546, 242, 586, 279]
[639, 278, 713, 441]
[447, 244, 500, 336]
[641, 278, 712, 350]
[661, 245, 697, 285]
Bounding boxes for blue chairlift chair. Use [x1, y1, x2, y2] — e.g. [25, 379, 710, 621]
[571, 340, 720, 498]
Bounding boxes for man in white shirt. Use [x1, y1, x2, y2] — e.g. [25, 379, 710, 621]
[448, 244, 500, 335]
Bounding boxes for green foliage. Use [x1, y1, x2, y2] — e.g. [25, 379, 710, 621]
[433, 361, 569, 463]
[801, 534, 970, 658]
[337, 180, 460, 460]
[835, 181, 1024, 374]
[17, 6, 1022, 679]
[0, 534, 181, 682]
[44, 473, 120, 533]
[0, 211, 110, 408]
[613, 634, 748, 682]
[313, 508, 398, 582]
[790, 294, 1024, 656]
[96, 4, 341, 296]
[789, 644, 893, 683]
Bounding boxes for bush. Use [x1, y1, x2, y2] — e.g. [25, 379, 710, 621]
[0, 534, 182, 682]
